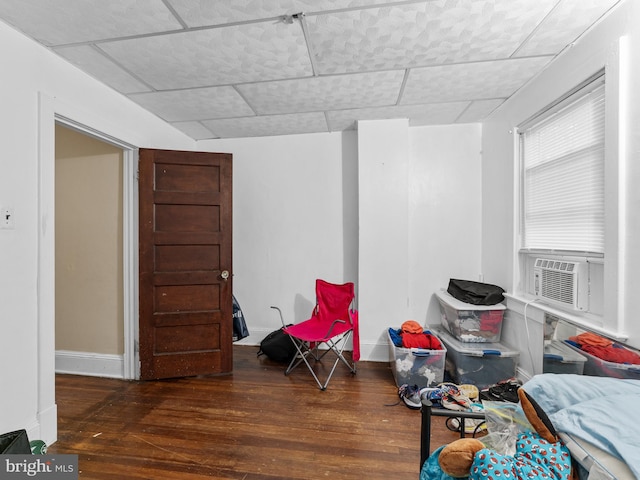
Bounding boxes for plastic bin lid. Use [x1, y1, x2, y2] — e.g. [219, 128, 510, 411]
[433, 326, 518, 357]
[544, 340, 587, 364]
[435, 289, 506, 311]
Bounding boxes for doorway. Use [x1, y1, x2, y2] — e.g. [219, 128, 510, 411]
[53, 119, 139, 381]
[54, 124, 126, 377]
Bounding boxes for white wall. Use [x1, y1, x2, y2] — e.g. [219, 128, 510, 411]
[200, 122, 483, 361]
[55, 125, 124, 356]
[408, 124, 483, 325]
[481, 0, 640, 368]
[358, 119, 411, 359]
[198, 131, 359, 339]
[0, 21, 194, 445]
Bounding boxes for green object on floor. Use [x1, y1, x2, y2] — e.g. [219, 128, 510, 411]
[30, 439, 47, 455]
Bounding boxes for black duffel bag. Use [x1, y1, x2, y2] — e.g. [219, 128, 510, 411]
[0, 429, 31, 454]
[257, 326, 297, 364]
[447, 278, 505, 306]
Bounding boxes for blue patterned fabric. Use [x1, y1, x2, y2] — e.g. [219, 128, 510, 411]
[470, 431, 571, 480]
[420, 445, 463, 480]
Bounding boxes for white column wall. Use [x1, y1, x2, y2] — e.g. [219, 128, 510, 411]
[357, 119, 411, 359]
[408, 124, 483, 328]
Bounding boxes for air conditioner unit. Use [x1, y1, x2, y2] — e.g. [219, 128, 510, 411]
[533, 258, 588, 311]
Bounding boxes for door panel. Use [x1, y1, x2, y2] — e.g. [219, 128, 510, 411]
[138, 148, 232, 380]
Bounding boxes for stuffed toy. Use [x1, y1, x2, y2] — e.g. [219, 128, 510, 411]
[437, 388, 577, 480]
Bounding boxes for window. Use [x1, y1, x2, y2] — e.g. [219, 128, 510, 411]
[517, 74, 606, 317]
[519, 75, 605, 255]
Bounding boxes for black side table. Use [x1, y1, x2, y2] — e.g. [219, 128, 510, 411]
[420, 398, 486, 469]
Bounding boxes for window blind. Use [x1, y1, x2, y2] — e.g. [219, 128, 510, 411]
[521, 81, 605, 253]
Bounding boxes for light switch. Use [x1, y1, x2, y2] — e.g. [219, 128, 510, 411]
[1, 207, 14, 229]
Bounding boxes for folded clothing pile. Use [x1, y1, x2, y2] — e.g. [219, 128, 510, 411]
[388, 320, 443, 349]
[567, 331, 640, 364]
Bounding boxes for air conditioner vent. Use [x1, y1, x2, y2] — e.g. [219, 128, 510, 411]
[533, 258, 588, 311]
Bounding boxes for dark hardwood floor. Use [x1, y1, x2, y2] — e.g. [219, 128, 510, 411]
[49, 346, 460, 479]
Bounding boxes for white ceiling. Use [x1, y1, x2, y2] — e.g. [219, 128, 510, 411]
[0, 0, 621, 139]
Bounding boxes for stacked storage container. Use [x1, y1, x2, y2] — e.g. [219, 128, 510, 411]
[552, 320, 640, 380]
[563, 340, 640, 380]
[435, 290, 505, 343]
[434, 289, 519, 389]
[387, 328, 447, 389]
[543, 340, 587, 375]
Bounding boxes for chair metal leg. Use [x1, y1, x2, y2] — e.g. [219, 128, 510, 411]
[270, 305, 357, 390]
[319, 332, 356, 390]
[284, 332, 356, 390]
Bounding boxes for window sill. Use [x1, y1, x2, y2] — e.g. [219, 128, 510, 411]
[504, 293, 628, 342]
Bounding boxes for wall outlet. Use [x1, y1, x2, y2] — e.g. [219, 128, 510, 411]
[1, 207, 15, 229]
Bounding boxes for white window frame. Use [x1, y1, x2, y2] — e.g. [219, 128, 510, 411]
[518, 72, 606, 259]
[514, 71, 611, 331]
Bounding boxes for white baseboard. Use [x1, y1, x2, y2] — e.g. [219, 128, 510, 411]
[237, 327, 390, 362]
[29, 404, 57, 446]
[55, 350, 124, 379]
[516, 366, 533, 383]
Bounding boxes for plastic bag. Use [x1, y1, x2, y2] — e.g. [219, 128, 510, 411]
[480, 401, 532, 456]
[232, 295, 249, 342]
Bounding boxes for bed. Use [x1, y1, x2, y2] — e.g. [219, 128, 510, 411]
[420, 374, 640, 480]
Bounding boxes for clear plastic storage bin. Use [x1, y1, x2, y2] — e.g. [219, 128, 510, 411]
[563, 341, 640, 380]
[543, 340, 587, 375]
[435, 289, 505, 343]
[434, 326, 519, 389]
[387, 328, 446, 388]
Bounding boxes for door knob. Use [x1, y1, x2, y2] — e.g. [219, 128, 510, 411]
[221, 270, 230, 280]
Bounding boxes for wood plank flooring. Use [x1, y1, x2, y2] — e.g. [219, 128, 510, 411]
[48, 346, 460, 479]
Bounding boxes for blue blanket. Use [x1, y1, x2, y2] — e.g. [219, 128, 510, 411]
[523, 374, 640, 479]
[420, 446, 460, 480]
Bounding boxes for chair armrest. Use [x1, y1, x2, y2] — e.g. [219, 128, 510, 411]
[323, 319, 346, 339]
[270, 306, 286, 328]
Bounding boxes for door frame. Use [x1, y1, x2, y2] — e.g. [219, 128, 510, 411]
[53, 116, 139, 380]
[38, 93, 139, 431]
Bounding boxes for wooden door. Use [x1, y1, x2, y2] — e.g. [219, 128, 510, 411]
[138, 149, 232, 380]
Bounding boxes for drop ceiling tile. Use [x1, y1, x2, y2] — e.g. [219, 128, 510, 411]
[0, 0, 181, 46]
[167, 0, 398, 27]
[129, 87, 254, 122]
[305, 0, 558, 75]
[99, 21, 312, 90]
[170, 121, 217, 140]
[401, 57, 552, 105]
[457, 99, 505, 123]
[54, 45, 151, 94]
[326, 102, 469, 131]
[202, 112, 328, 138]
[238, 70, 405, 115]
[516, 0, 621, 57]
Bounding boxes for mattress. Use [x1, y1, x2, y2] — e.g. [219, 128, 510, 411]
[560, 433, 634, 480]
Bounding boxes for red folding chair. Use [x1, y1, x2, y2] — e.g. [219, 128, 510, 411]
[271, 279, 359, 390]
